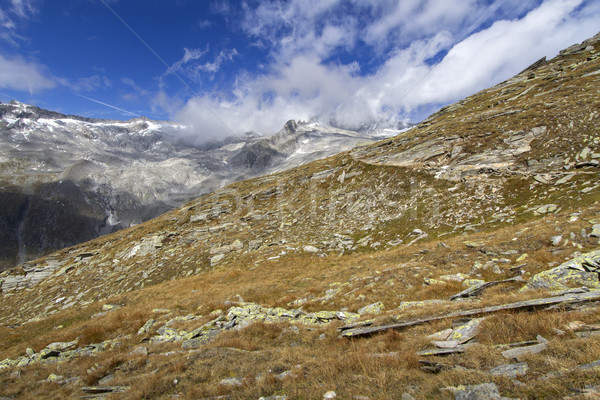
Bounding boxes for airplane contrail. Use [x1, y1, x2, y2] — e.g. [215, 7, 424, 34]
[72, 92, 141, 118]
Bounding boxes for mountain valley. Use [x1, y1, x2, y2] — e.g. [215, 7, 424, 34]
[0, 105, 397, 271]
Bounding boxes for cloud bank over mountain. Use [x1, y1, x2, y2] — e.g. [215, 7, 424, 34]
[175, 0, 600, 139]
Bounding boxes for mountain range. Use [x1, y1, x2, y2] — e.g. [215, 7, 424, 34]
[0, 104, 401, 271]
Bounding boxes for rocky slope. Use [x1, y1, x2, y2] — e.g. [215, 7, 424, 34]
[0, 105, 396, 271]
[0, 33, 599, 399]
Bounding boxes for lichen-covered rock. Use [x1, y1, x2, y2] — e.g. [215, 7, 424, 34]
[137, 318, 155, 335]
[448, 318, 482, 344]
[534, 204, 558, 215]
[579, 360, 600, 371]
[396, 299, 445, 312]
[47, 373, 64, 382]
[424, 277, 446, 285]
[102, 304, 121, 312]
[357, 301, 384, 315]
[524, 250, 600, 290]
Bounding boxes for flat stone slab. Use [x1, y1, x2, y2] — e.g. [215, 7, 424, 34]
[449, 318, 482, 344]
[450, 277, 523, 300]
[416, 346, 467, 356]
[81, 386, 129, 394]
[341, 290, 600, 338]
[490, 362, 529, 377]
[501, 343, 547, 360]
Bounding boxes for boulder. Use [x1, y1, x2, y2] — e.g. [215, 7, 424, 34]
[524, 250, 600, 290]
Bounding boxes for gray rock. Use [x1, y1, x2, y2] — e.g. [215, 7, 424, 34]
[501, 343, 547, 360]
[578, 360, 600, 371]
[534, 204, 558, 215]
[591, 224, 600, 238]
[550, 235, 563, 246]
[490, 362, 528, 377]
[181, 330, 220, 349]
[579, 147, 591, 160]
[219, 377, 242, 387]
[303, 245, 320, 253]
[534, 174, 550, 184]
[358, 302, 385, 315]
[454, 382, 515, 400]
[129, 346, 148, 357]
[0, 262, 59, 293]
[81, 386, 129, 394]
[137, 318, 155, 335]
[431, 340, 460, 349]
[190, 213, 208, 223]
[449, 318, 482, 344]
[554, 173, 575, 185]
[46, 373, 64, 382]
[524, 249, 600, 290]
[46, 339, 78, 352]
[210, 254, 225, 266]
[98, 373, 114, 385]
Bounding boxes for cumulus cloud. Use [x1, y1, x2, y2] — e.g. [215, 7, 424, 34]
[175, 0, 600, 141]
[0, 54, 55, 93]
[413, 0, 599, 106]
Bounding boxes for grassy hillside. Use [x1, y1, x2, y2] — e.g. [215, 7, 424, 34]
[0, 33, 599, 399]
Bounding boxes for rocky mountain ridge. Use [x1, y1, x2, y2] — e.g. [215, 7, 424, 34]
[0, 33, 599, 399]
[0, 102, 397, 270]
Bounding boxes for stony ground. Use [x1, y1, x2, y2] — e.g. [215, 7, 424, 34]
[0, 33, 599, 399]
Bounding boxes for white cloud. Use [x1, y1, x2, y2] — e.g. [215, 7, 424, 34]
[68, 74, 112, 92]
[175, 0, 600, 141]
[161, 46, 238, 91]
[10, 0, 37, 18]
[194, 48, 239, 74]
[0, 54, 55, 93]
[240, 0, 354, 61]
[412, 0, 598, 107]
[0, 0, 38, 44]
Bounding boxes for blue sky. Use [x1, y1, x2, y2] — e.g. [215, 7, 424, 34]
[0, 0, 598, 139]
